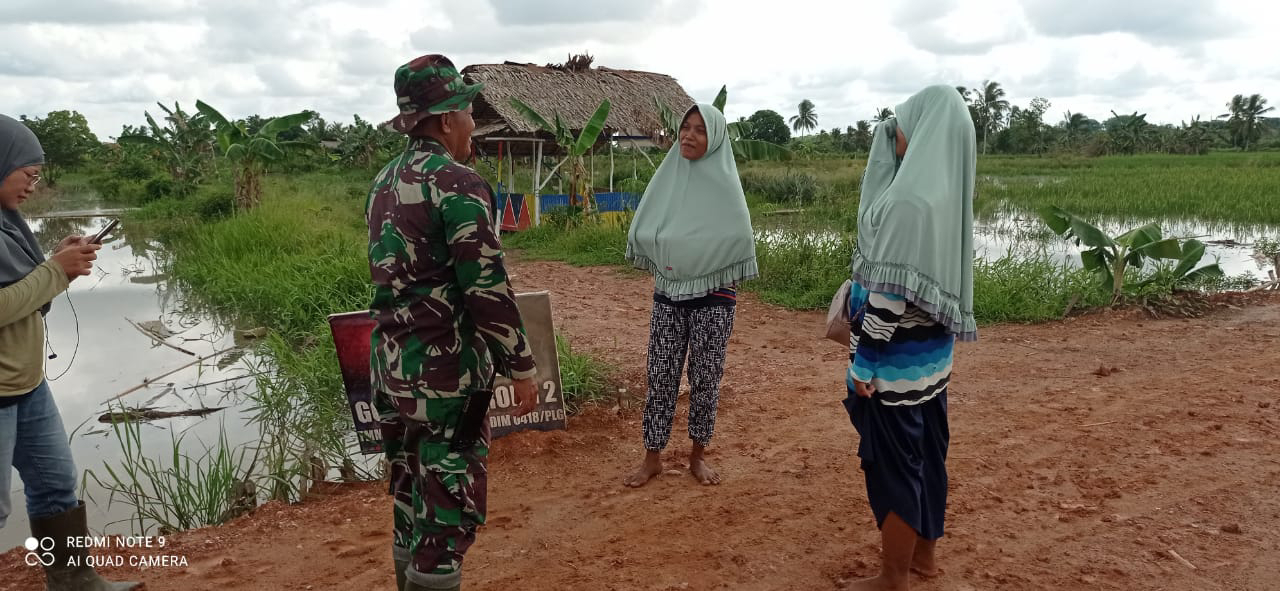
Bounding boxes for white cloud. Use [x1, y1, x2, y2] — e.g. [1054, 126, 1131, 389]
[0, 0, 196, 24]
[0, 0, 1275, 138]
[1022, 0, 1239, 43]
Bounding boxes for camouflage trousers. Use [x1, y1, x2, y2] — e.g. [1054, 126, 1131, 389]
[374, 390, 489, 590]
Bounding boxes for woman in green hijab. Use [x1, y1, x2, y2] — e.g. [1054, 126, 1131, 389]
[842, 86, 976, 591]
[623, 103, 757, 487]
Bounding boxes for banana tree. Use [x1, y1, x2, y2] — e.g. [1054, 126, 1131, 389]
[195, 100, 313, 209]
[117, 102, 216, 185]
[1134, 237, 1226, 290]
[507, 98, 611, 210]
[1041, 206, 1221, 302]
[656, 86, 791, 162]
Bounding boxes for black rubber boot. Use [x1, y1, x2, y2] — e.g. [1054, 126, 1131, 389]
[395, 556, 409, 591]
[28, 501, 143, 590]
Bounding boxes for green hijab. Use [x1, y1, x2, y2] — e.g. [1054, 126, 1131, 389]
[626, 103, 757, 299]
[851, 85, 977, 341]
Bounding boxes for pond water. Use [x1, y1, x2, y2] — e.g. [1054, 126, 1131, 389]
[973, 211, 1278, 281]
[2, 212, 262, 550]
[761, 210, 1279, 282]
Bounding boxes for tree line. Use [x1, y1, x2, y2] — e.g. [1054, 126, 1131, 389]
[734, 82, 1276, 157]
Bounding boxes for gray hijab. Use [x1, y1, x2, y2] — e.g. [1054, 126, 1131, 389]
[0, 114, 48, 296]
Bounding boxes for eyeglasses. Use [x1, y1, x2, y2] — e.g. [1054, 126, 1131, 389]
[25, 171, 41, 187]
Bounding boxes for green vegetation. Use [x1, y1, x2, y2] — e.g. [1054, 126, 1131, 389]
[510, 151, 1278, 323]
[128, 172, 616, 511]
[196, 100, 313, 209]
[82, 414, 250, 535]
[508, 96, 612, 205]
[730, 152, 1280, 227]
[19, 80, 1274, 536]
[1041, 206, 1223, 302]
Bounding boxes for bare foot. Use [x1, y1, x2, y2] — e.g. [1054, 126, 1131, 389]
[910, 538, 939, 578]
[624, 451, 662, 488]
[844, 575, 908, 591]
[909, 563, 940, 578]
[690, 457, 721, 485]
[689, 444, 721, 485]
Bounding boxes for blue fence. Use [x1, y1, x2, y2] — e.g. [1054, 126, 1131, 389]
[537, 192, 641, 214]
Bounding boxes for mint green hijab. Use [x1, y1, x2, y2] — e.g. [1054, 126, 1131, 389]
[851, 85, 977, 341]
[626, 104, 758, 299]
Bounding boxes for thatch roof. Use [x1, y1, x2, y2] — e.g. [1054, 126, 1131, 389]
[462, 61, 695, 139]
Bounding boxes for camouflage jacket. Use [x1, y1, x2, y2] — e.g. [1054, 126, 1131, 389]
[366, 137, 536, 399]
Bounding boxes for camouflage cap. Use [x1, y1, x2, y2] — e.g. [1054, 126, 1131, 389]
[389, 54, 484, 134]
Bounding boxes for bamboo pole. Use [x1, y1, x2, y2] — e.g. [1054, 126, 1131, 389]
[104, 346, 242, 403]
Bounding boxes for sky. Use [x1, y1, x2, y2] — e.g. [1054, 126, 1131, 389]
[2, 0, 1277, 139]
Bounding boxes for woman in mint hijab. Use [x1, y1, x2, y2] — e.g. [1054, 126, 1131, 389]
[623, 103, 757, 487]
[842, 86, 975, 591]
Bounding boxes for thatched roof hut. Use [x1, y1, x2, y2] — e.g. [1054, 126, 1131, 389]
[462, 59, 695, 155]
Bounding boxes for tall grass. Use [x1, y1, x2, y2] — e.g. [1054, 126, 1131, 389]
[743, 152, 1280, 227]
[504, 220, 629, 267]
[752, 227, 856, 309]
[127, 172, 615, 508]
[556, 336, 612, 414]
[978, 152, 1280, 225]
[83, 414, 251, 535]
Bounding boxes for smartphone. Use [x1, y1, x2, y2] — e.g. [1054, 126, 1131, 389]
[89, 219, 120, 245]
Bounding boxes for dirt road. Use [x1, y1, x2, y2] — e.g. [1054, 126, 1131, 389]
[4, 260, 1278, 591]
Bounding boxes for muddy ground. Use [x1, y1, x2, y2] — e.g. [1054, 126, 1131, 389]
[3, 260, 1277, 591]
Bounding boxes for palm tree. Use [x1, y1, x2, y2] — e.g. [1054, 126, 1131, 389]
[789, 99, 818, 135]
[1220, 94, 1274, 151]
[852, 120, 873, 152]
[872, 107, 894, 123]
[973, 80, 1010, 154]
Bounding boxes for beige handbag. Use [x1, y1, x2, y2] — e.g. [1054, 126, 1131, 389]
[824, 279, 852, 344]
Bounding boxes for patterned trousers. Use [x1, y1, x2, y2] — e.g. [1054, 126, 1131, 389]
[374, 390, 488, 590]
[643, 302, 736, 450]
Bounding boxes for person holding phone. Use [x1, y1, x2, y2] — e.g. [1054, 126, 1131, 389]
[1, 114, 139, 589]
[365, 55, 538, 591]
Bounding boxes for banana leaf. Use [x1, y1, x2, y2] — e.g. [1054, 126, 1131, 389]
[195, 100, 236, 134]
[572, 100, 611, 157]
[1130, 237, 1183, 261]
[1171, 239, 1209, 278]
[249, 138, 285, 161]
[225, 143, 248, 162]
[507, 98, 554, 134]
[1068, 216, 1114, 248]
[1039, 206, 1073, 236]
[259, 111, 313, 140]
[712, 85, 728, 113]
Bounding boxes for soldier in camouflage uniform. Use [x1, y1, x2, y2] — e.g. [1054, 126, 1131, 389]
[367, 54, 539, 591]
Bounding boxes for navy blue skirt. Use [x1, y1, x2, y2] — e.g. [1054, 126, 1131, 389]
[843, 389, 950, 540]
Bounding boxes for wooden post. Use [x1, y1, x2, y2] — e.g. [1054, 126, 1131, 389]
[533, 141, 543, 227]
[496, 141, 506, 231]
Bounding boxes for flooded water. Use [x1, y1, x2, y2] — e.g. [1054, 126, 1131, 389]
[973, 211, 1278, 281]
[2, 213, 262, 550]
[761, 211, 1279, 282]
